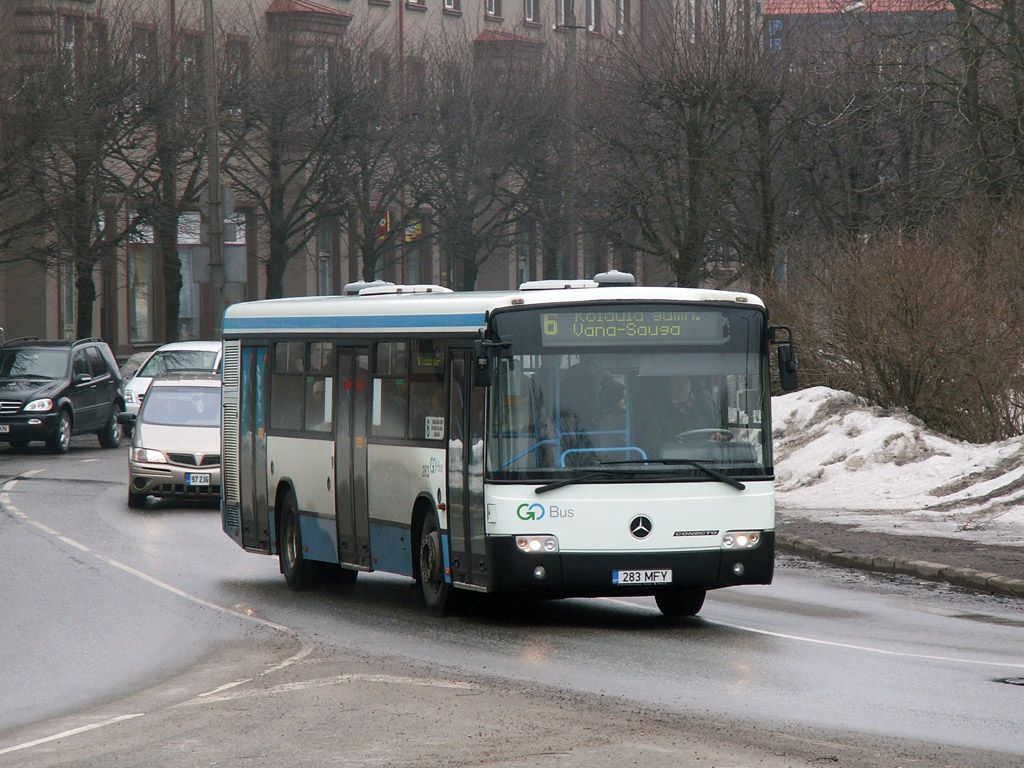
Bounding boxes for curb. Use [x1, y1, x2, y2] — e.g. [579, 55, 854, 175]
[776, 534, 1024, 599]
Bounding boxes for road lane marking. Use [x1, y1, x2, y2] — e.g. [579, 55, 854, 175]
[93, 553, 294, 633]
[0, 715, 144, 756]
[0, 488, 321, 755]
[603, 597, 1024, 670]
[180, 674, 480, 707]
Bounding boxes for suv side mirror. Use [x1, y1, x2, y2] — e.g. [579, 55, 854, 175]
[73, 372, 92, 386]
[117, 412, 136, 427]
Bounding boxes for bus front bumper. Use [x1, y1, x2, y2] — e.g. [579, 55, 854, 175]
[484, 531, 775, 597]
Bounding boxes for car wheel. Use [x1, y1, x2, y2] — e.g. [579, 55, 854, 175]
[280, 490, 312, 591]
[418, 512, 454, 616]
[654, 588, 706, 618]
[98, 404, 123, 448]
[45, 410, 72, 454]
[127, 489, 148, 509]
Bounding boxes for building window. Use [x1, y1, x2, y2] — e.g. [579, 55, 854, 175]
[224, 36, 250, 119]
[180, 32, 202, 118]
[516, 221, 535, 285]
[486, 0, 502, 17]
[58, 15, 81, 99]
[586, 0, 599, 31]
[444, 0, 461, 10]
[616, 0, 630, 34]
[317, 218, 334, 295]
[524, 0, 536, 22]
[132, 26, 157, 88]
[59, 255, 76, 339]
[128, 242, 155, 343]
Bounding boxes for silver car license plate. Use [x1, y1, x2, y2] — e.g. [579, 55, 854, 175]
[186, 473, 211, 486]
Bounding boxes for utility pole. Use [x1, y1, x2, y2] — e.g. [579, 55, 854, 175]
[203, 0, 224, 337]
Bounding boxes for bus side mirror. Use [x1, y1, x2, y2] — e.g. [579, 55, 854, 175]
[472, 339, 491, 387]
[770, 326, 799, 391]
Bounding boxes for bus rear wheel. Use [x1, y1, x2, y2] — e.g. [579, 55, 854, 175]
[280, 491, 312, 591]
[655, 588, 706, 618]
[418, 513, 453, 616]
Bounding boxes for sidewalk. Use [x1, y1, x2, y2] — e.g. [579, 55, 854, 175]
[776, 514, 1024, 599]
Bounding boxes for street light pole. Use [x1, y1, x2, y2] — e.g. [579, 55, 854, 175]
[203, 0, 224, 337]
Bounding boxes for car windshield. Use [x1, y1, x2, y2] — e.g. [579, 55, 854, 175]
[0, 348, 69, 379]
[137, 350, 219, 377]
[140, 387, 221, 427]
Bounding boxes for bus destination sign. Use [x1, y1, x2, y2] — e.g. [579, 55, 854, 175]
[540, 309, 725, 346]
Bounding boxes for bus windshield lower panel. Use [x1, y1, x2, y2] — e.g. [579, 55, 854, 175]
[487, 305, 772, 483]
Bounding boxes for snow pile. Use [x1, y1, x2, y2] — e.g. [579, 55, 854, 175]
[772, 387, 1024, 545]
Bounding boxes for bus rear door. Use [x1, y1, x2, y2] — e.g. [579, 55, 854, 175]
[335, 347, 372, 569]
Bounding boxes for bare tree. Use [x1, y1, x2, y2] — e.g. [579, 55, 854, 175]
[411, 39, 550, 290]
[321, 28, 429, 285]
[127, 5, 209, 341]
[590, 11, 757, 287]
[19, 1, 151, 337]
[222, 11, 348, 299]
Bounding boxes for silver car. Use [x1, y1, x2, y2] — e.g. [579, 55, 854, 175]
[119, 373, 221, 509]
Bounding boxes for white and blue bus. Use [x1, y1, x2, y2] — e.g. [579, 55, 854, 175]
[220, 273, 797, 616]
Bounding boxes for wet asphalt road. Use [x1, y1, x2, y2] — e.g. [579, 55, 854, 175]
[1, 439, 1023, 765]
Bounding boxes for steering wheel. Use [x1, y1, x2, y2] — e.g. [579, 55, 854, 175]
[674, 428, 732, 442]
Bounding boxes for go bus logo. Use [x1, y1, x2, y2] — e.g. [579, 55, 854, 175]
[516, 503, 574, 521]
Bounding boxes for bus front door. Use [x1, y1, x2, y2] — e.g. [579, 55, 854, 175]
[447, 350, 488, 589]
[239, 345, 271, 552]
[335, 347, 372, 569]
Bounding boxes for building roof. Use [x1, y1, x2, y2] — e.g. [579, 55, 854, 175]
[762, 0, 952, 15]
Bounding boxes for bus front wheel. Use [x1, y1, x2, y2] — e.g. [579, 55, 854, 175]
[280, 491, 312, 591]
[655, 588, 706, 618]
[418, 513, 453, 616]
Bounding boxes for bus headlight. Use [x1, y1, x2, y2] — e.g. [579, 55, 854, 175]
[516, 535, 559, 554]
[722, 530, 762, 549]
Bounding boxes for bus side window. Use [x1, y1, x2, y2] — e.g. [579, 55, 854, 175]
[304, 343, 334, 433]
[270, 341, 303, 430]
[372, 341, 409, 438]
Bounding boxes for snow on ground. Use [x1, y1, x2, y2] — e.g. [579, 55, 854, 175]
[772, 387, 1024, 546]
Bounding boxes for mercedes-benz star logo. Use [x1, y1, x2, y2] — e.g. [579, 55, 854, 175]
[629, 515, 652, 539]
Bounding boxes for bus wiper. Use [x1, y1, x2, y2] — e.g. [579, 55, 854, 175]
[599, 459, 746, 491]
[535, 470, 630, 494]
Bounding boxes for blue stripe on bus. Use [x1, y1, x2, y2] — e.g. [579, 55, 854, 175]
[223, 313, 487, 332]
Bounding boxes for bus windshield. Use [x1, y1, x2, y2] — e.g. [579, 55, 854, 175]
[487, 304, 772, 482]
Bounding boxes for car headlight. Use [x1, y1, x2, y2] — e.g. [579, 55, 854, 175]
[722, 530, 762, 549]
[131, 447, 167, 463]
[24, 399, 54, 412]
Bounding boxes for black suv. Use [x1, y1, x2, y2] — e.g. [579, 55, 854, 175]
[0, 337, 125, 454]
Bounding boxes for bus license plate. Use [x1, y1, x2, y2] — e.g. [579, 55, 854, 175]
[612, 569, 672, 585]
[187, 473, 211, 486]
[0, 425, 9, 434]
